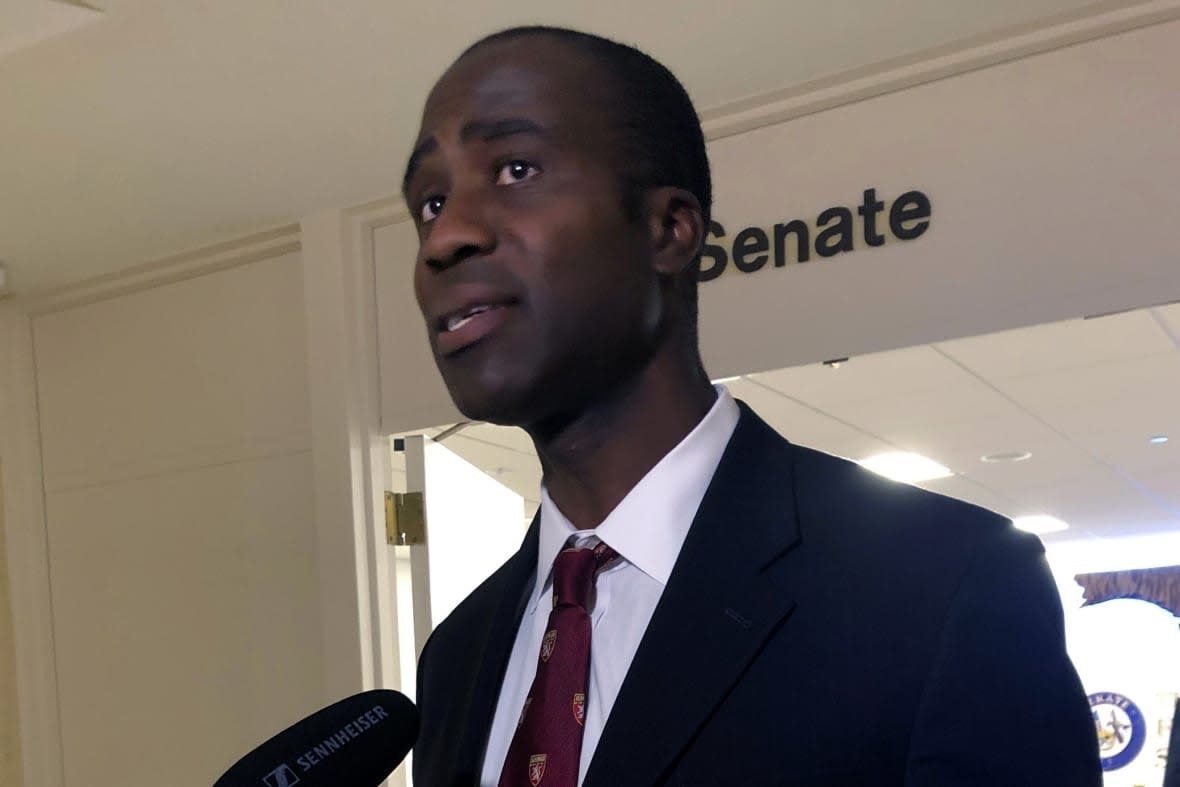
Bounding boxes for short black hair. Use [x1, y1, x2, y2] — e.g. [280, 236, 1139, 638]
[460, 26, 712, 336]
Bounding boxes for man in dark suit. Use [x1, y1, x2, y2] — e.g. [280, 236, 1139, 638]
[401, 25, 1101, 786]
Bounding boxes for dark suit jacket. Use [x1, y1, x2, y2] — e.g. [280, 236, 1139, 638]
[414, 403, 1101, 786]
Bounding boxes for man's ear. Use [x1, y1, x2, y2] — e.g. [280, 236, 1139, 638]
[644, 187, 704, 277]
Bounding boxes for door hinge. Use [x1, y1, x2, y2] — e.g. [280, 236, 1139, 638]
[385, 491, 426, 546]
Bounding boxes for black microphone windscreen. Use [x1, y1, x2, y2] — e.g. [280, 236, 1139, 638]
[213, 689, 418, 787]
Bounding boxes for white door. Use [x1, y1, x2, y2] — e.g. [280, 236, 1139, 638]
[385, 433, 530, 786]
[396, 433, 527, 665]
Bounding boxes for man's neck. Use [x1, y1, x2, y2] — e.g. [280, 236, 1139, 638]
[529, 357, 717, 531]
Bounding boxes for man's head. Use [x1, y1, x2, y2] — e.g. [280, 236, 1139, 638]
[451, 27, 712, 231]
[403, 27, 711, 428]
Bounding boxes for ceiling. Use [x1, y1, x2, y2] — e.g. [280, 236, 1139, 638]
[0, 0, 1109, 296]
[396, 303, 1180, 551]
[0, 0, 102, 58]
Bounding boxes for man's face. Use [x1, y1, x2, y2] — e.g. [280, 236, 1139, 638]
[404, 37, 665, 427]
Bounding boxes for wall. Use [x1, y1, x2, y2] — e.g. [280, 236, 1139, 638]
[18, 243, 327, 785]
[0, 470, 23, 787]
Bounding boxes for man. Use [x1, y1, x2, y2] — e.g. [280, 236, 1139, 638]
[402, 25, 1100, 787]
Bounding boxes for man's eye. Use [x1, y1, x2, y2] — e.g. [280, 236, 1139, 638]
[420, 195, 446, 223]
[496, 161, 538, 185]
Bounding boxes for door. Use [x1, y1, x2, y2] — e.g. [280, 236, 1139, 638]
[393, 433, 528, 677]
[385, 432, 531, 785]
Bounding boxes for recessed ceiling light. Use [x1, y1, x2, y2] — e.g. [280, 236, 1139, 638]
[981, 451, 1032, 463]
[1013, 515, 1069, 534]
[1149, 435, 1169, 445]
[858, 452, 953, 483]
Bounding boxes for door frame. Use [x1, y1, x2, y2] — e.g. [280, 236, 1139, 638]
[0, 303, 64, 787]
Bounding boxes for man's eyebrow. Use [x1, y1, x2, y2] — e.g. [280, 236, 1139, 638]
[401, 117, 547, 196]
[459, 116, 546, 145]
[402, 137, 438, 198]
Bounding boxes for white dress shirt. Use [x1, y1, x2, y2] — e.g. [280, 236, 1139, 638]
[479, 387, 741, 786]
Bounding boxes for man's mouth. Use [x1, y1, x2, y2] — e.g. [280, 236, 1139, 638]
[444, 304, 497, 333]
[435, 301, 515, 356]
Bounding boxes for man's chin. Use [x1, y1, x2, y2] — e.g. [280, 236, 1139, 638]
[445, 381, 534, 427]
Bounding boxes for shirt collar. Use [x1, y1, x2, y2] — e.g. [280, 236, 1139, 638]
[533, 386, 740, 605]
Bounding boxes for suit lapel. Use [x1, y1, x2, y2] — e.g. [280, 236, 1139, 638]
[585, 404, 803, 787]
[450, 517, 539, 781]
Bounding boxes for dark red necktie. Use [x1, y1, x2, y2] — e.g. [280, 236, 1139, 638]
[498, 541, 618, 787]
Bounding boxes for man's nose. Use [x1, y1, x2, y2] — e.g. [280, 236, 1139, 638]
[421, 189, 495, 270]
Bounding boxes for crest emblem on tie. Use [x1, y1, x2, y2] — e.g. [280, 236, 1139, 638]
[572, 692, 585, 726]
[541, 630, 557, 662]
[529, 753, 547, 786]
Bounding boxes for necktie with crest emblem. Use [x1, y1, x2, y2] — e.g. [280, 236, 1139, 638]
[498, 541, 619, 787]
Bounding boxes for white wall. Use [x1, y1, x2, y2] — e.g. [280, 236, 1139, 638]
[25, 248, 326, 785]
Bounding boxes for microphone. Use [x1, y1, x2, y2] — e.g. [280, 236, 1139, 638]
[213, 689, 418, 787]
